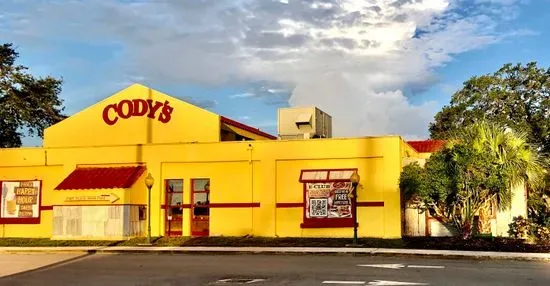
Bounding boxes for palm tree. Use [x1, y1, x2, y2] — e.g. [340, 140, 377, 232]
[451, 121, 546, 236]
[399, 120, 546, 238]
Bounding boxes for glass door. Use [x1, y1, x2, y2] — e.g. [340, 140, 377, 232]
[165, 179, 184, 236]
[191, 178, 210, 237]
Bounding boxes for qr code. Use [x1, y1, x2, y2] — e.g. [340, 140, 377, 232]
[310, 199, 328, 217]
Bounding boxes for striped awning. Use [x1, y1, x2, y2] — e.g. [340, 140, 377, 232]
[55, 166, 146, 190]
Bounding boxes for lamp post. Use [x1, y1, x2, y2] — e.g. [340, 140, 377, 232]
[350, 170, 360, 246]
[144, 173, 154, 245]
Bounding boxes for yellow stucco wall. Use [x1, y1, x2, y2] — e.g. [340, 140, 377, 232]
[0, 136, 406, 239]
[0, 84, 408, 239]
[43, 83, 221, 148]
[0, 163, 62, 237]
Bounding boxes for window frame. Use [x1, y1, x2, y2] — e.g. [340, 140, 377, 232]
[190, 178, 210, 237]
[164, 178, 184, 236]
[191, 178, 210, 217]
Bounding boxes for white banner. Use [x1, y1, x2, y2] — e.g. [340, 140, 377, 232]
[1, 181, 41, 219]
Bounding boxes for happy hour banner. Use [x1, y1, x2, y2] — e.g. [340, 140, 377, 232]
[1, 181, 41, 219]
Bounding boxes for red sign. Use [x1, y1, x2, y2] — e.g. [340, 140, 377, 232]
[102, 99, 174, 125]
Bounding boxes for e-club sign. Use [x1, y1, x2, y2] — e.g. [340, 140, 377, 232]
[102, 99, 174, 125]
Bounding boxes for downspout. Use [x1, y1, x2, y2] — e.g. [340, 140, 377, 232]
[247, 144, 254, 235]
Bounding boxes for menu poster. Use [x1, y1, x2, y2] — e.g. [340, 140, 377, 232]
[305, 181, 352, 219]
[1, 181, 41, 219]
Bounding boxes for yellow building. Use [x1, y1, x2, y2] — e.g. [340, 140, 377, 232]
[0, 84, 421, 240]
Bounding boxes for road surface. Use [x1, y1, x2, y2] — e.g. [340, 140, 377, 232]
[0, 253, 548, 285]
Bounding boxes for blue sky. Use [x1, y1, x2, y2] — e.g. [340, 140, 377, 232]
[1, 0, 549, 146]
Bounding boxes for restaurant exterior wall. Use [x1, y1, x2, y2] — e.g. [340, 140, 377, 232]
[43, 84, 222, 148]
[0, 164, 60, 238]
[0, 83, 417, 239]
[0, 136, 409, 239]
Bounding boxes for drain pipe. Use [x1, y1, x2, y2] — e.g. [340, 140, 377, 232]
[247, 144, 254, 234]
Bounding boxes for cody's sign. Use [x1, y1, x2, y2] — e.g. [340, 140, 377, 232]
[102, 99, 174, 125]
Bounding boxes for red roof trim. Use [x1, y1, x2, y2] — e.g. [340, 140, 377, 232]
[55, 166, 146, 190]
[220, 116, 277, 140]
[407, 140, 446, 153]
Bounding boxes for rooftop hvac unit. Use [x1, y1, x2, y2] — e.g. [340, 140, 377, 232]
[277, 106, 332, 139]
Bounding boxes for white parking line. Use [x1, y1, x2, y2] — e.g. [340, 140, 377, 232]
[367, 280, 428, 285]
[357, 264, 445, 270]
[407, 265, 445, 269]
[322, 280, 429, 285]
[322, 281, 366, 285]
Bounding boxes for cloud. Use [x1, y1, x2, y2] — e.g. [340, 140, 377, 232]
[230, 83, 291, 106]
[230, 92, 256, 99]
[289, 73, 438, 139]
[180, 97, 218, 109]
[439, 83, 460, 96]
[0, 0, 531, 139]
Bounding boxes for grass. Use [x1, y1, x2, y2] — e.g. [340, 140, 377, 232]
[0, 238, 119, 247]
[1, 236, 549, 253]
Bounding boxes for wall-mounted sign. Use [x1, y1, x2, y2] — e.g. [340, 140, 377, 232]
[102, 99, 174, 125]
[1, 181, 41, 219]
[305, 181, 352, 219]
[65, 193, 120, 203]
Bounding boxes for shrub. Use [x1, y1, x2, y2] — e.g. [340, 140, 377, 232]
[508, 216, 550, 244]
[534, 225, 550, 244]
[508, 216, 533, 239]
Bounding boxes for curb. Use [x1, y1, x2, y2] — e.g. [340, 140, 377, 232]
[0, 247, 104, 254]
[1, 246, 549, 261]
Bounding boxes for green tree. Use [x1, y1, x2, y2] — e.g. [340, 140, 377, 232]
[528, 173, 550, 227]
[0, 43, 66, 148]
[401, 121, 546, 238]
[429, 62, 550, 230]
[429, 62, 550, 154]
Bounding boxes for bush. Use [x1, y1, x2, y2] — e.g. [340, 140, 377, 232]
[534, 225, 550, 244]
[508, 215, 550, 244]
[508, 216, 533, 239]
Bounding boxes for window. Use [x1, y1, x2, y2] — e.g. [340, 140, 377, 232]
[299, 169, 356, 228]
[138, 206, 146, 221]
[191, 178, 210, 237]
[166, 179, 184, 215]
[0, 180, 42, 224]
[192, 179, 210, 216]
[165, 179, 184, 236]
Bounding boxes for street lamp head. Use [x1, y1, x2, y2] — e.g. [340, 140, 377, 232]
[350, 170, 360, 185]
[145, 173, 154, 188]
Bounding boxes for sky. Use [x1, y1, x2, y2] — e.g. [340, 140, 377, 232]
[1, 0, 549, 146]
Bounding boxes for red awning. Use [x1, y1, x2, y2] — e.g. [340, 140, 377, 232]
[55, 166, 146, 190]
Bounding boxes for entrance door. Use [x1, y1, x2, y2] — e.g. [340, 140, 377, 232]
[191, 178, 210, 237]
[165, 179, 184, 236]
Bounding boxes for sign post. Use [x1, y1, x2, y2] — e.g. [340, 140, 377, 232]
[349, 170, 361, 246]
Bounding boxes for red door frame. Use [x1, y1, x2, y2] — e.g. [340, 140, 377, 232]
[164, 179, 184, 237]
[190, 178, 210, 237]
